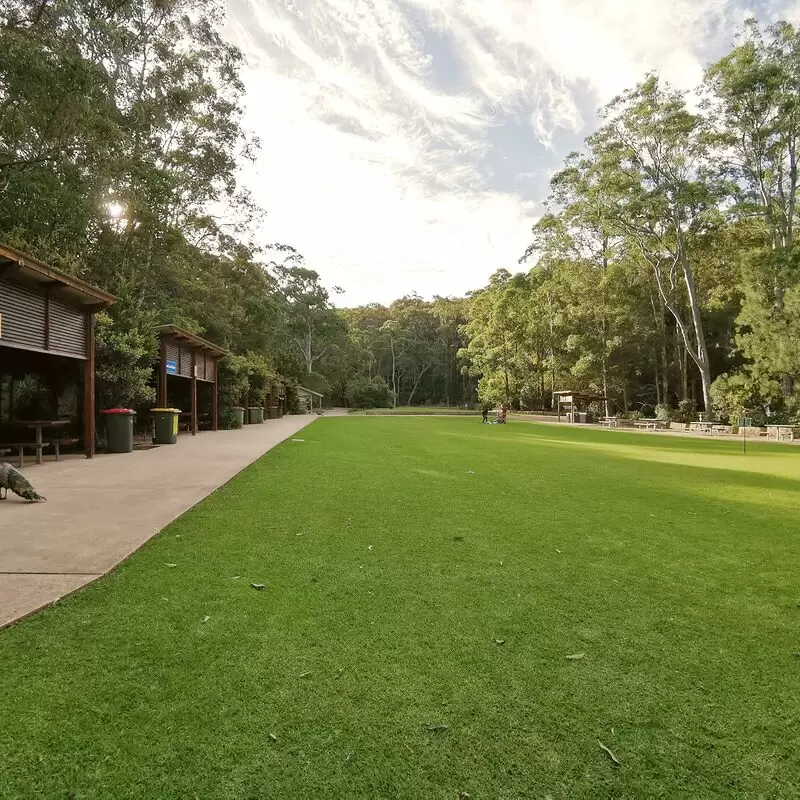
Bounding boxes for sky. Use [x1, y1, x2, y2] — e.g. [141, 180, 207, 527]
[224, 0, 800, 307]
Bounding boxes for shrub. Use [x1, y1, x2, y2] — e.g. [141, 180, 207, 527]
[654, 404, 672, 421]
[674, 400, 699, 423]
[710, 374, 766, 425]
[346, 376, 391, 409]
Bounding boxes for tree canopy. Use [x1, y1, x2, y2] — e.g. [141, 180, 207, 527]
[3, 10, 800, 425]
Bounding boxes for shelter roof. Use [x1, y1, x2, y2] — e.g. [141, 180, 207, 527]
[155, 324, 228, 357]
[0, 243, 116, 310]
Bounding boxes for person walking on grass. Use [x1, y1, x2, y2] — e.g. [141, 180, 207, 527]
[482, 406, 489, 424]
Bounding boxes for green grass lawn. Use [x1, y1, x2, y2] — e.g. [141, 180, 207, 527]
[1, 418, 799, 799]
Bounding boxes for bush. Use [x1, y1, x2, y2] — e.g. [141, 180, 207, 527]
[346, 376, 391, 409]
[94, 311, 158, 409]
[654, 404, 672, 421]
[674, 400, 699, 424]
[218, 406, 243, 430]
[710, 374, 766, 425]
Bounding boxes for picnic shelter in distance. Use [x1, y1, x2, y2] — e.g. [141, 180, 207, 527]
[155, 325, 227, 435]
[0, 243, 116, 460]
[554, 390, 607, 423]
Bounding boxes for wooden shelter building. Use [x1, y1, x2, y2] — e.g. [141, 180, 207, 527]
[155, 325, 227, 435]
[553, 390, 607, 423]
[0, 244, 116, 458]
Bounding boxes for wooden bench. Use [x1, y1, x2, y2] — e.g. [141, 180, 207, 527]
[49, 438, 79, 460]
[0, 442, 52, 468]
[766, 425, 797, 442]
[633, 421, 658, 431]
[599, 418, 617, 428]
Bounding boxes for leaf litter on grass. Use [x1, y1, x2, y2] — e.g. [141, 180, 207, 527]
[598, 741, 621, 766]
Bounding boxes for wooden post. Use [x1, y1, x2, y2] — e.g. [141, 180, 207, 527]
[212, 357, 219, 431]
[84, 312, 95, 458]
[159, 336, 168, 407]
[191, 350, 198, 436]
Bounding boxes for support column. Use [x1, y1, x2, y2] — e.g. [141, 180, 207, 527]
[191, 350, 198, 436]
[212, 357, 219, 431]
[84, 313, 95, 458]
[159, 336, 168, 407]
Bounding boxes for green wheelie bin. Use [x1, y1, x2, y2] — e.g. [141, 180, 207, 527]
[101, 408, 135, 453]
[151, 408, 181, 444]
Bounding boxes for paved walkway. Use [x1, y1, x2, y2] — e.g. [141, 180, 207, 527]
[0, 414, 326, 627]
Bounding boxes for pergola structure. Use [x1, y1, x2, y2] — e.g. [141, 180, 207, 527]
[155, 325, 227, 435]
[0, 243, 116, 458]
[554, 390, 607, 423]
[297, 385, 323, 413]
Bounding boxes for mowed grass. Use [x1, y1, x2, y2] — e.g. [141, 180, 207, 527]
[1, 418, 799, 799]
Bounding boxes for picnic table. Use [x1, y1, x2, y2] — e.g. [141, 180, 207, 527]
[599, 417, 618, 428]
[633, 420, 658, 430]
[765, 424, 797, 442]
[689, 422, 715, 435]
[5, 420, 71, 466]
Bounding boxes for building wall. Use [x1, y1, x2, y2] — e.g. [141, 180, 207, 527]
[0, 276, 86, 358]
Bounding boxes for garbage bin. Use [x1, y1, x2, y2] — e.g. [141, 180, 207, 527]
[578, 412, 588, 424]
[151, 408, 181, 445]
[232, 407, 245, 428]
[101, 408, 135, 453]
[257, 406, 265, 423]
[266, 406, 277, 420]
[247, 406, 261, 424]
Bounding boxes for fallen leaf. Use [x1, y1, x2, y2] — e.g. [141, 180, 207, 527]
[368, 545, 373, 551]
[202, 615, 210, 624]
[555, 549, 562, 554]
[269, 733, 278, 741]
[231, 576, 241, 580]
[460, 793, 471, 799]
[453, 536, 464, 542]
[494, 638, 506, 645]
[165, 563, 177, 568]
[299, 671, 312, 678]
[291, 438, 305, 442]
[598, 740, 621, 766]
[565, 653, 585, 661]
[251, 583, 266, 590]
[466, 470, 475, 475]
[426, 724, 450, 733]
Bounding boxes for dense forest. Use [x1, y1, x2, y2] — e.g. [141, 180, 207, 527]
[2, 3, 800, 425]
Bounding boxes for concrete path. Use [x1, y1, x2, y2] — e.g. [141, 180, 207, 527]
[0, 414, 325, 627]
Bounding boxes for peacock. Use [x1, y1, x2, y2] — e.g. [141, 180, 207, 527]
[0, 463, 46, 502]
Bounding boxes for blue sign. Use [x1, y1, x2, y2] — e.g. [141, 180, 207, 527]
[166, 360, 178, 375]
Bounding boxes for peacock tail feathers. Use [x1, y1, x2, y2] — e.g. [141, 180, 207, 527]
[0, 462, 46, 502]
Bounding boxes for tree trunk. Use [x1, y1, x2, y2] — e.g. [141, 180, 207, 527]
[406, 366, 429, 406]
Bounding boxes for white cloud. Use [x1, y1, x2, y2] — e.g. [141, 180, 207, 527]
[224, 0, 800, 306]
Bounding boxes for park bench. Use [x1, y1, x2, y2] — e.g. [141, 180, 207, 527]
[766, 425, 797, 441]
[633, 421, 658, 431]
[599, 417, 617, 428]
[49, 437, 79, 460]
[0, 441, 52, 468]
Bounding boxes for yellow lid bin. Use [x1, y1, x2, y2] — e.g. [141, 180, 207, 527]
[150, 408, 182, 445]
